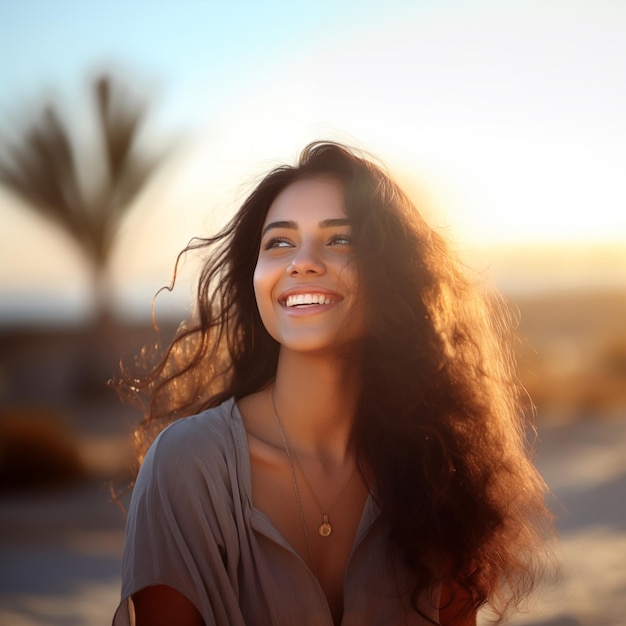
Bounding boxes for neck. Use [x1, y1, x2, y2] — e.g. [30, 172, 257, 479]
[271, 347, 361, 464]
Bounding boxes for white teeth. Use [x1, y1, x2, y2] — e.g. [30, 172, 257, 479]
[285, 294, 333, 307]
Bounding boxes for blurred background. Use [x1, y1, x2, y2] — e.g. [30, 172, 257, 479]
[0, 1, 624, 624]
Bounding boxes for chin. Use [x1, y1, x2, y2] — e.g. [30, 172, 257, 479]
[279, 333, 364, 358]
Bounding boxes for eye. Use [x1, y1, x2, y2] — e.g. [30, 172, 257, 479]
[263, 236, 293, 250]
[328, 233, 352, 246]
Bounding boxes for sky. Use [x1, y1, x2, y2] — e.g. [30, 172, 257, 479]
[1, 0, 625, 322]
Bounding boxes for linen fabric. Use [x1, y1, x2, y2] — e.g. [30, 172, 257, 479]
[113, 397, 440, 625]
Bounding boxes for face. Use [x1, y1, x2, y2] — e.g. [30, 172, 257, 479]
[253, 176, 365, 355]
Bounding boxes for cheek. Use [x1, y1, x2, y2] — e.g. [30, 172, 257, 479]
[343, 262, 367, 329]
[340, 259, 362, 300]
[253, 262, 275, 326]
[252, 265, 264, 308]
[253, 260, 270, 301]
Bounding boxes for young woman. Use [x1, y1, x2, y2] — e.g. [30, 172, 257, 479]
[113, 141, 554, 626]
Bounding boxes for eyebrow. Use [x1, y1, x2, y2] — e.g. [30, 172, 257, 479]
[261, 218, 351, 237]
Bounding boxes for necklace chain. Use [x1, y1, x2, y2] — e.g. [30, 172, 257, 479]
[271, 391, 358, 574]
[289, 450, 357, 535]
[273, 398, 317, 575]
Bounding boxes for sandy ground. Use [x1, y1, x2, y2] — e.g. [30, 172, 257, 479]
[0, 416, 625, 626]
[505, 416, 626, 626]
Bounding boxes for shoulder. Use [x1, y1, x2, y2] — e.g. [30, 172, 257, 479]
[157, 398, 238, 454]
[139, 398, 242, 491]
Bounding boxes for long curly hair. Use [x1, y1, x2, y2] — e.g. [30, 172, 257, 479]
[121, 141, 554, 623]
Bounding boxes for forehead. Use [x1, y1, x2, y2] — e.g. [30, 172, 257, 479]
[263, 176, 346, 226]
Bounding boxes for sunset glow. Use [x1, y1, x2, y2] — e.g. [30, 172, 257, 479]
[1, 0, 625, 320]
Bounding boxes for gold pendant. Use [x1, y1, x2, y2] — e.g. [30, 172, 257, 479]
[318, 514, 332, 537]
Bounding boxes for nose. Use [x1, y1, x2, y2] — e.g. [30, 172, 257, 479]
[287, 244, 325, 276]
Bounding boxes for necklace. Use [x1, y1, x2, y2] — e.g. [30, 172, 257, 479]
[272, 392, 357, 544]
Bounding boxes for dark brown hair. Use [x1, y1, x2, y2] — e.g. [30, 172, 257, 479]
[122, 141, 554, 622]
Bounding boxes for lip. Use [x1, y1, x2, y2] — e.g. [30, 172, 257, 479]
[277, 286, 343, 310]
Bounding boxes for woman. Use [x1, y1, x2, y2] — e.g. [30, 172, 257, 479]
[113, 141, 554, 626]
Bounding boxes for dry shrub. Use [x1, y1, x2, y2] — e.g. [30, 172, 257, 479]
[0, 406, 86, 491]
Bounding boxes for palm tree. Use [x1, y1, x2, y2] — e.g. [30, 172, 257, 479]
[0, 72, 164, 324]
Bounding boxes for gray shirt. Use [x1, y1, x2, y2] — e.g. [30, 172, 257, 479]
[113, 398, 440, 625]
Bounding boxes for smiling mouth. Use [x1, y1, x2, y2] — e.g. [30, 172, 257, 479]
[283, 293, 337, 307]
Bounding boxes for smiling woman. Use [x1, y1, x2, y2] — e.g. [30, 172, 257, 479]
[113, 141, 555, 626]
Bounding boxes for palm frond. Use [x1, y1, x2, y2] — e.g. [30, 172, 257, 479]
[0, 71, 164, 271]
[0, 105, 83, 237]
